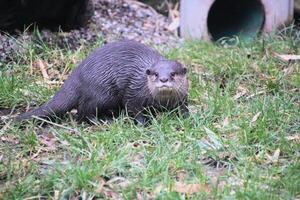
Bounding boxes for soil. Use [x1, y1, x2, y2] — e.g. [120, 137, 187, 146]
[0, 0, 180, 64]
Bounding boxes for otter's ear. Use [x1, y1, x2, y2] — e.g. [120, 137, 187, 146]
[146, 69, 151, 75]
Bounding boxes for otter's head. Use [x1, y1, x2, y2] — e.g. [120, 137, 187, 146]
[146, 60, 188, 102]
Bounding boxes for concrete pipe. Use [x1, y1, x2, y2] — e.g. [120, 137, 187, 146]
[180, 0, 294, 41]
[295, 0, 300, 19]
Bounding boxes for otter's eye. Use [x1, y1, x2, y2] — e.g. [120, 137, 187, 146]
[170, 72, 176, 77]
[146, 69, 151, 75]
[154, 72, 159, 77]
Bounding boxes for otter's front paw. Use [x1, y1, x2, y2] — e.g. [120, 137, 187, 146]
[179, 104, 189, 118]
[134, 114, 149, 126]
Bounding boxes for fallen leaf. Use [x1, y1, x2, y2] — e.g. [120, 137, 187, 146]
[223, 117, 230, 127]
[136, 191, 152, 200]
[106, 177, 131, 190]
[53, 190, 59, 200]
[94, 178, 106, 193]
[251, 62, 261, 73]
[250, 112, 261, 124]
[174, 182, 211, 194]
[102, 189, 121, 200]
[203, 166, 225, 188]
[176, 170, 187, 182]
[188, 105, 199, 114]
[283, 66, 294, 75]
[173, 141, 181, 152]
[234, 86, 248, 100]
[30, 149, 42, 160]
[285, 135, 299, 141]
[129, 152, 146, 170]
[1, 136, 19, 144]
[143, 21, 155, 29]
[218, 152, 236, 160]
[266, 148, 280, 164]
[38, 134, 57, 152]
[153, 183, 165, 195]
[136, 192, 143, 200]
[95, 178, 122, 199]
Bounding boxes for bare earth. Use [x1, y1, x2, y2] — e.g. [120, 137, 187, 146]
[0, 0, 179, 64]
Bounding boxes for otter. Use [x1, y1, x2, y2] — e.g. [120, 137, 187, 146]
[15, 40, 189, 125]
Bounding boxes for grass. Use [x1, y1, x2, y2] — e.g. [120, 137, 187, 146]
[0, 28, 299, 199]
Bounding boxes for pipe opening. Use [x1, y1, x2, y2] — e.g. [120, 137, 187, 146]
[207, 0, 265, 42]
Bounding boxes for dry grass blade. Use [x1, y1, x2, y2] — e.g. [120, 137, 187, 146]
[273, 52, 300, 62]
[167, 2, 180, 32]
[32, 116, 78, 133]
[246, 91, 265, 100]
[34, 59, 50, 81]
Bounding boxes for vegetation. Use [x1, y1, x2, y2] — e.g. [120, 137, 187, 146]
[0, 28, 299, 199]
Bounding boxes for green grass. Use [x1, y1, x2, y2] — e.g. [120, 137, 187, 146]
[0, 28, 299, 199]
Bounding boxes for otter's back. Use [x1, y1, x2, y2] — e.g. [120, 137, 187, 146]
[77, 40, 164, 92]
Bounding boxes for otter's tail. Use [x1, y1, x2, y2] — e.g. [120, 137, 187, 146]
[14, 80, 79, 122]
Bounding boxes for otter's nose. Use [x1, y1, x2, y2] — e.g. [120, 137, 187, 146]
[160, 78, 168, 83]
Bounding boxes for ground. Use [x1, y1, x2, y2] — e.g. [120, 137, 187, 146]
[0, 1, 300, 200]
[0, 0, 178, 65]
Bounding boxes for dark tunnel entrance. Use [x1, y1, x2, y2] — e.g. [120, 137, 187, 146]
[207, 0, 265, 42]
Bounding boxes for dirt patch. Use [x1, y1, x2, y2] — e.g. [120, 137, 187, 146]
[0, 0, 179, 64]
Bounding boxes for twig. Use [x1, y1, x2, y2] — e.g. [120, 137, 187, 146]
[32, 116, 78, 133]
[246, 90, 266, 100]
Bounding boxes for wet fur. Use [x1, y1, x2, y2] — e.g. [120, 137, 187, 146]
[15, 40, 189, 124]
